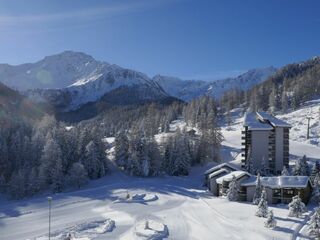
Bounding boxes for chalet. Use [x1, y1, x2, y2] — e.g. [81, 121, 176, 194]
[242, 175, 311, 204]
[215, 171, 251, 201]
[204, 163, 238, 188]
[206, 168, 312, 204]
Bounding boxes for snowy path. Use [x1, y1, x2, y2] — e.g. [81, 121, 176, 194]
[0, 165, 309, 240]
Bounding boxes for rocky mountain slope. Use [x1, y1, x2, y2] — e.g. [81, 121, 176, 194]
[154, 67, 277, 101]
[0, 51, 276, 112]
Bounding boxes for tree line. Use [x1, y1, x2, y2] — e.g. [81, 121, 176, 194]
[0, 96, 222, 199]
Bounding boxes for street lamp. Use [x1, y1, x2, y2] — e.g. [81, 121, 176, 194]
[47, 197, 52, 240]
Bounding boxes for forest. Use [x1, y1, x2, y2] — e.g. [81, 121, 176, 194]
[0, 96, 222, 199]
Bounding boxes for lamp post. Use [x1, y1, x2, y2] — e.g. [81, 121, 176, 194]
[47, 197, 52, 240]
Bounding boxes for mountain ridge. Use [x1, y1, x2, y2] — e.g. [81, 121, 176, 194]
[0, 51, 276, 112]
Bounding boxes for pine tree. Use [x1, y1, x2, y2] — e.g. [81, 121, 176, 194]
[260, 157, 267, 176]
[8, 170, 26, 199]
[288, 195, 306, 217]
[256, 188, 268, 218]
[269, 85, 277, 114]
[308, 208, 320, 239]
[68, 162, 88, 189]
[293, 155, 310, 176]
[281, 166, 289, 176]
[51, 158, 64, 193]
[311, 174, 320, 204]
[253, 173, 262, 205]
[226, 175, 239, 201]
[281, 90, 288, 113]
[83, 140, 106, 179]
[264, 210, 277, 228]
[38, 136, 63, 189]
[311, 162, 320, 184]
[115, 131, 129, 169]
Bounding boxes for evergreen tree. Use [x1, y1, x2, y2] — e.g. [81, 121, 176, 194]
[226, 175, 239, 201]
[256, 188, 268, 218]
[264, 210, 277, 228]
[281, 90, 288, 113]
[281, 166, 289, 176]
[311, 174, 320, 204]
[293, 155, 310, 176]
[253, 173, 262, 205]
[311, 161, 320, 184]
[115, 131, 129, 169]
[38, 136, 63, 189]
[269, 85, 277, 113]
[308, 208, 320, 239]
[83, 140, 107, 179]
[288, 195, 306, 217]
[67, 162, 88, 189]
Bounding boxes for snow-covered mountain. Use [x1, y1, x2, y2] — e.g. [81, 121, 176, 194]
[154, 67, 277, 101]
[0, 51, 102, 90]
[0, 51, 276, 111]
[26, 63, 169, 111]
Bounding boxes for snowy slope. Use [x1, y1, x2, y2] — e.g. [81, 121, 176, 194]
[276, 99, 320, 147]
[1, 107, 320, 240]
[154, 67, 276, 101]
[0, 51, 101, 90]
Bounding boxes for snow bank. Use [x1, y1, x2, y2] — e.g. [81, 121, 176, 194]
[34, 218, 115, 240]
[114, 193, 159, 204]
[135, 220, 168, 240]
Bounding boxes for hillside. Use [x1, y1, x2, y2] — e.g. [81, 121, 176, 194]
[246, 56, 320, 112]
[154, 67, 276, 101]
[0, 82, 49, 125]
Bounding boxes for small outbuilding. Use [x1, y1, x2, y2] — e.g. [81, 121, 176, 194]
[215, 170, 251, 201]
[204, 163, 239, 190]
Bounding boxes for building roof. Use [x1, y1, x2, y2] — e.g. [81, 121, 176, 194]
[208, 169, 229, 179]
[216, 171, 251, 184]
[256, 112, 291, 128]
[243, 112, 273, 130]
[204, 163, 238, 175]
[241, 176, 309, 188]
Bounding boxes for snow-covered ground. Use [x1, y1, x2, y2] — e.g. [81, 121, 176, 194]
[2, 103, 320, 240]
[277, 99, 320, 147]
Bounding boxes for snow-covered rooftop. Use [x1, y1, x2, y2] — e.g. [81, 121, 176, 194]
[257, 112, 291, 128]
[241, 176, 309, 188]
[208, 169, 229, 179]
[204, 163, 238, 175]
[216, 171, 251, 184]
[243, 112, 273, 130]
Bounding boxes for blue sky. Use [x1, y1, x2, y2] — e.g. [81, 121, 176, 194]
[0, 0, 319, 80]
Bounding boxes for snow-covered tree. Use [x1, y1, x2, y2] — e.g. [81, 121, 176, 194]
[260, 157, 267, 176]
[38, 136, 64, 189]
[288, 195, 306, 217]
[311, 174, 320, 204]
[308, 208, 320, 239]
[226, 175, 239, 201]
[115, 131, 129, 169]
[281, 166, 289, 176]
[293, 155, 310, 176]
[256, 188, 268, 218]
[67, 162, 88, 189]
[264, 210, 277, 228]
[7, 170, 26, 199]
[253, 173, 262, 205]
[83, 140, 107, 179]
[311, 161, 320, 184]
